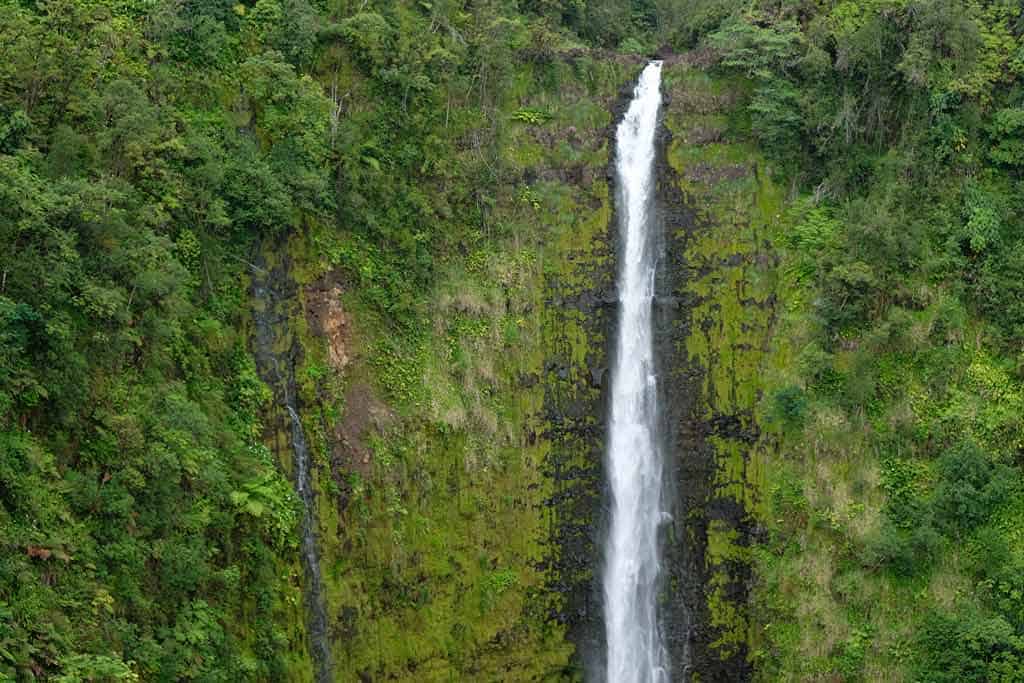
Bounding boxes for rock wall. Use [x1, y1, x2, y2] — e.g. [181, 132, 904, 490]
[249, 56, 644, 681]
[658, 62, 782, 681]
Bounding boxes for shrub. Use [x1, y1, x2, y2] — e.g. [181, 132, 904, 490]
[932, 441, 1015, 535]
[861, 519, 942, 577]
[914, 610, 1024, 682]
[768, 385, 807, 431]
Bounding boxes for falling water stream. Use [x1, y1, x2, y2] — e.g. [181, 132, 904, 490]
[251, 268, 333, 683]
[603, 61, 668, 683]
[285, 402, 333, 683]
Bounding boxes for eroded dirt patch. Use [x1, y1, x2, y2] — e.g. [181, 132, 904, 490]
[335, 382, 391, 477]
[302, 274, 391, 494]
[305, 275, 351, 373]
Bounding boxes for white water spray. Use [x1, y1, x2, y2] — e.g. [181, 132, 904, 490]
[603, 61, 668, 683]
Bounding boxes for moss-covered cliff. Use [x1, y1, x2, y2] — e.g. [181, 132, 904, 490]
[249, 49, 811, 680]
[655, 61, 783, 680]
[6, 2, 1023, 681]
[250, 54, 652, 681]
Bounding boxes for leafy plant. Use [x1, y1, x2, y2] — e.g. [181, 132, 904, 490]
[511, 107, 552, 125]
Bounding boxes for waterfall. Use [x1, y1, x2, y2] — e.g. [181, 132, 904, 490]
[603, 61, 668, 683]
[251, 267, 333, 683]
[286, 403, 333, 683]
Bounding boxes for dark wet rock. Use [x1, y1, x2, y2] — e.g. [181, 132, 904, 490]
[684, 162, 750, 184]
[654, 78, 768, 683]
[250, 243, 334, 683]
[520, 372, 540, 388]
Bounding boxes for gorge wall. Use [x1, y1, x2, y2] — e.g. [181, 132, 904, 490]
[658, 63, 781, 680]
[249, 54, 636, 681]
[254, 56, 784, 681]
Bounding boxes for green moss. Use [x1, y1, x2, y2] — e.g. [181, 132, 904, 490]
[257, 56, 635, 681]
[662, 62, 786, 663]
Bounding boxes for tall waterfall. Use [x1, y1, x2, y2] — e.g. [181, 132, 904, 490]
[603, 61, 668, 683]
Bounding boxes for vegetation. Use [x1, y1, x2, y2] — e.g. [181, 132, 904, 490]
[5, 0, 1024, 679]
[0, 0, 647, 680]
[670, 0, 1024, 678]
[0, 1, 323, 678]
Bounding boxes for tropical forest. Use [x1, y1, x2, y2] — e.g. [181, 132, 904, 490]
[2, 0, 1024, 681]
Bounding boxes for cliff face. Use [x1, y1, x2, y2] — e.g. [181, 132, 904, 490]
[251, 55, 641, 681]
[255, 56, 786, 682]
[546, 60, 787, 681]
[657, 62, 782, 680]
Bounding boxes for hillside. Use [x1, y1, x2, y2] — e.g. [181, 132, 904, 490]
[2, 1, 1024, 681]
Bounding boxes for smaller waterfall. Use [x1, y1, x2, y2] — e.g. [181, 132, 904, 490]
[251, 268, 333, 683]
[603, 61, 668, 683]
[285, 403, 333, 682]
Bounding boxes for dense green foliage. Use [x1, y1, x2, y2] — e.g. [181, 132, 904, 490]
[0, 0, 657, 679]
[0, 1, 337, 679]
[8, 0, 1024, 678]
[674, 0, 1024, 678]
